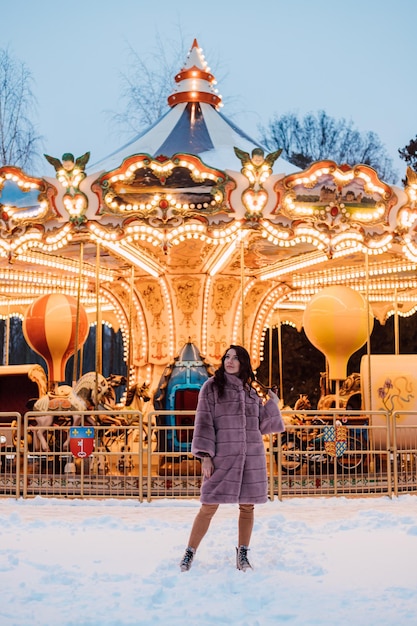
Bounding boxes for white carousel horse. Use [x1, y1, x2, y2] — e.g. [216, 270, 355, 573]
[125, 382, 151, 412]
[32, 372, 110, 452]
[101, 381, 152, 426]
[127, 382, 157, 450]
[123, 381, 155, 457]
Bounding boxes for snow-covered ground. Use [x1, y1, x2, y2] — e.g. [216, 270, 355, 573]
[1, 495, 417, 625]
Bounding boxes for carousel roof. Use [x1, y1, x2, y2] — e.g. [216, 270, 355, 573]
[0, 39, 417, 375]
[91, 39, 298, 174]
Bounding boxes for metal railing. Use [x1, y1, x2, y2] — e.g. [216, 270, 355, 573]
[0, 413, 21, 498]
[0, 408, 416, 500]
[272, 410, 393, 499]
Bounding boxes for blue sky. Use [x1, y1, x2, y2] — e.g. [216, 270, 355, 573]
[3, 0, 416, 178]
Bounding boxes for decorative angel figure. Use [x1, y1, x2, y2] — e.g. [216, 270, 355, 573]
[234, 147, 282, 191]
[44, 152, 90, 223]
[234, 146, 282, 215]
[44, 152, 90, 176]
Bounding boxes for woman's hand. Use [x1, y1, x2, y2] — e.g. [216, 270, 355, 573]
[201, 456, 214, 478]
[267, 389, 280, 405]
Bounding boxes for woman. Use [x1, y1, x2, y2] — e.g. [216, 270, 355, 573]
[180, 344, 285, 572]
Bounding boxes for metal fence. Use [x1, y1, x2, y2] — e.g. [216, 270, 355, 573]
[1, 409, 417, 500]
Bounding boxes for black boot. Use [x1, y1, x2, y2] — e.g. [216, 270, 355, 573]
[236, 545, 252, 571]
[180, 547, 195, 572]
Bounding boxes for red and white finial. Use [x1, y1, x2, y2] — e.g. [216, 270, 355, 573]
[167, 40, 222, 109]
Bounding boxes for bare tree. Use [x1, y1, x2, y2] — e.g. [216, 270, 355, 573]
[0, 48, 42, 171]
[260, 110, 398, 183]
[111, 32, 188, 138]
[399, 136, 417, 174]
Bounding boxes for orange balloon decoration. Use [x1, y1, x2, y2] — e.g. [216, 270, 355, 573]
[303, 286, 373, 380]
[23, 294, 89, 383]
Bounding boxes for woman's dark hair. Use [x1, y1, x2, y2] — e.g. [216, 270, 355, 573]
[214, 345, 255, 397]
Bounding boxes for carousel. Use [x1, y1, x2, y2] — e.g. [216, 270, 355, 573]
[1, 38, 417, 411]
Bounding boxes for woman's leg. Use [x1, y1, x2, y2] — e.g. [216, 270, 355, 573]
[236, 504, 255, 570]
[238, 503, 254, 546]
[180, 504, 219, 571]
[187, 503, 219, 550]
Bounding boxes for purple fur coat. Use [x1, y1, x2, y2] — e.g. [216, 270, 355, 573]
[191, 373, 285, 504]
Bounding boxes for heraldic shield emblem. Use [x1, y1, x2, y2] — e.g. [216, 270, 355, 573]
[323, 425, 348, 457]
[69, 427, 95, 458]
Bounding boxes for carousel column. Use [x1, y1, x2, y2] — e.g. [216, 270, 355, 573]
[4, 299, 10, 365]
[240, 240, 245, 346]
[4, 265, 11, 365]
[94, 244, 102, 406]
[364, 253, 372, 408]
[365, 253, 375, 471]
[277, 315, 284, 404]
[72, 242, 84, 384]
[127, 266, 134, 387]
[394, 287, 399, 355]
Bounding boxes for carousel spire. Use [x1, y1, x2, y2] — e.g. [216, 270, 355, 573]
[167, 39, 222, 109]
[91, 39, 271, 172]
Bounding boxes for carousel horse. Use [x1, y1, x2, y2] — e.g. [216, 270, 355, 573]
[125, 382, 151, 412]
[282, 394, 312, 427]
[123, 381, 155, 456]
[125, 382, 154, 435]
[101, 381, 152, 426]
[95, 374, 128, 426]
[99, 381, 155, 458]
[31, 372, 110, 452]
[317, 373, 361, 410]
[101, 374, 127, 409]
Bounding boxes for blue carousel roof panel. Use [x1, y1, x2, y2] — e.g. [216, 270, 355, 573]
[216, 109, 264, 147]
[90, 106, 186, 172]
[90, 102, 267, 174]
[155, 103, 215, 156]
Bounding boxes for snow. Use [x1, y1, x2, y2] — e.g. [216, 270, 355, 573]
[1, 495, 417, 625]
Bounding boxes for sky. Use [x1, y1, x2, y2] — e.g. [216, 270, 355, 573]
[1, 494, 417, 625]
[3, 0, 417, 180]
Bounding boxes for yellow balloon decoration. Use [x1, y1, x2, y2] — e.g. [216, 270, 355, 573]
[303, 286, 373, 380]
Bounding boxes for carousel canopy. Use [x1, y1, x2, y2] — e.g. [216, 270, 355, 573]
[91, 39, 297, 174]
[0, 39, 416, 381]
